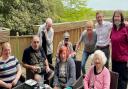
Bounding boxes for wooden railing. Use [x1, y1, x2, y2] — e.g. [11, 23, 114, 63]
[1, 19, 111, 62]
[6, 20, 88, 62]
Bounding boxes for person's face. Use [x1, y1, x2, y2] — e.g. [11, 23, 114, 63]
[46, 22, 52, 30]
[114, 12, 121, 24]
[96, 13, 103, 25]
[64, 38, 69, 46]
[86, 24, 93, 34]
[60, 50, 67, 62]
[94, 54, 103, 69]
[2, 45, 11, 58]
[31, 37, 40, 50]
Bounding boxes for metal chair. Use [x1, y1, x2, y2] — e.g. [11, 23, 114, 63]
[72, 75, 84, 89]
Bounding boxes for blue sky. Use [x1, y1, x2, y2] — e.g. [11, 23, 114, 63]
[87, 0, 128, 10]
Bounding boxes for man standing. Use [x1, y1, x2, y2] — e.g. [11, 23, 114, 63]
[38, 18, 54, 64]
[95, 11, 112, 68]
[22, 35, 54, 82]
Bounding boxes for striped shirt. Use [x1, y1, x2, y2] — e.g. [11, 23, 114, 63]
[0, 56, 20, 83]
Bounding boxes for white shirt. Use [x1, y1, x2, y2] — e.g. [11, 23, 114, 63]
[95, 21, 112, 46]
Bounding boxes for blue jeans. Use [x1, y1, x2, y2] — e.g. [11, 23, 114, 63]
[81, 50, 93, 74]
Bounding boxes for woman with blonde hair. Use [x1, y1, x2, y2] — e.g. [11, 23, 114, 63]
[84, 50, 110, 89]
[76, 20, 97, 74]
[0, 42, 22, 89]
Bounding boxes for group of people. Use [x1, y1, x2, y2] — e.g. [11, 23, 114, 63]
[0, 17, 76, 89]
[80, 11, 128, 89]
[0, 10, 128, 89]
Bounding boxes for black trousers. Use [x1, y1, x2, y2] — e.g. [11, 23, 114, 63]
[46, 54, 53, 64]
[112, 60, 128, 89]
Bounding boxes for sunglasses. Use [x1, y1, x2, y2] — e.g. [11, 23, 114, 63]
[64, 38, 69, 41]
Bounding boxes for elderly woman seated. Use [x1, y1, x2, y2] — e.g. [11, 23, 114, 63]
[53, 46, 76, 89]
[0, 42, 22, 89]
[84, 50, 110, 89]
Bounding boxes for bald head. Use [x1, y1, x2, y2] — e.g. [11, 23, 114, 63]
[31, 35, 40, 50]
[32, 35, 40, 41]
[45, 18, 53, 30]
[46, 18, 52, 24]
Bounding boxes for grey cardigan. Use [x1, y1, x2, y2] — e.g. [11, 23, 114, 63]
[53, 58, 76, 87]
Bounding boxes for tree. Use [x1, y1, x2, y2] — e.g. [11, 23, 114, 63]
[0, 0, 63, 35]
[60, 0, 95, 21]
[0, 0, 96, 35]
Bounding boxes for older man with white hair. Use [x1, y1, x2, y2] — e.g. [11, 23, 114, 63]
[22, 35, 54, 83]
[38, 18, 54, 64]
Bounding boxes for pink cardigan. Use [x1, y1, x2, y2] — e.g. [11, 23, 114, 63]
[84, 66, 110, 89]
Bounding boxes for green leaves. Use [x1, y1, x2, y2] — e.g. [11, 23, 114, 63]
[60, 0, 95, 22]
[0, 0, 95, 35]
[0, 0, 59, 35]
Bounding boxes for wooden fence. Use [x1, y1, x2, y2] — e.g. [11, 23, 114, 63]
[5, 20, 88, 62]
[1, 19, 112, 62]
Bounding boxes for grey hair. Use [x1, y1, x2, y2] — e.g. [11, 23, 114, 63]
[93, 50, 107, 65]
[46, 18, 53, 24]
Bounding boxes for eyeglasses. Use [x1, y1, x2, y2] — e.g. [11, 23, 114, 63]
[64, 38, 69, 41]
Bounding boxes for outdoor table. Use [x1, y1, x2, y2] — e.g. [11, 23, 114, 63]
[13, 79, 52, 89]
